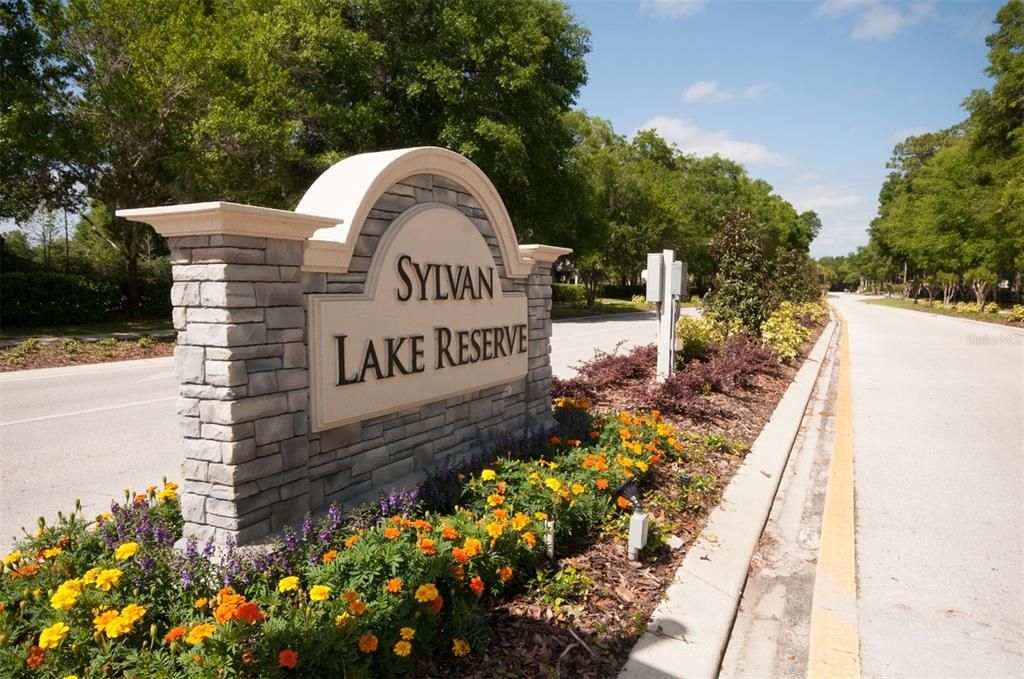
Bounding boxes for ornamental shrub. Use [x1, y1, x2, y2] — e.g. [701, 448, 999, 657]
[983, 302, 1000, 315]
[1007, 305, 1024, 323]
[674, 314, 743, 361]
[0, 403, 683, 677]
[551, 284, 586, 304]
[0, 272, 125, 326]
[761, 302, 812, 363]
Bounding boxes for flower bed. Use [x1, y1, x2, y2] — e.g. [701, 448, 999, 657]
[0, 400, 689, 677]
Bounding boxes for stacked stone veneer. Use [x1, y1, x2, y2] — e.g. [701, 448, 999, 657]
[170, 174, 554, 545]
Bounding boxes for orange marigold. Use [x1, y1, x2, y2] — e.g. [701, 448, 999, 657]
[322, 549, 338, 563]
[383, 527, 401, 540]
[497, 565, 513, 582]
[452, 547, 469, 564]
[469, 576, 485, 595]
[462, 538, 482, 558]
[358, 633, 378, 653]
[385, 577, 403, 593]
[236, 601, 265, 624]
[278, 648, 298, 669]
[345, 535, 360, 549]
[596, 479, 609, 490]
[418, 537, 436, 556]
[522, 531, 537, 548]
[616, 496, 631, 509]
[164, 626, 186, 643]
[441, 526, 458, 540]
[492, 509, 508, 521]
[550, 436, 561, 445]
[430, 594, 444, 613]
[349, 600, 367, 615]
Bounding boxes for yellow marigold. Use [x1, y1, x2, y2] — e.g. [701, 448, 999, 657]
[535, 511, 549, 521]
[486, 493, 504, 507]
[335, 612, 352, 627]
[50, 579, 83, 610]
[571, 483, 585, 496]
[157, 483, 178, 502]
[39, 621, 69, 649]
[414, 583, 439, 603]
[452, 638, 471, 657]
[544, 478, 561, 492]
[635, 460, 649, 473]
[94, 568, 122, 591]
[93, 609, 119, 634]
[104, 615, 133, 638]
[480, 469, 496, 481]
[462, 538, 482, 558]
[309, 585, 331, 602]
[510, 512, 530, 531]
[114, 542, 138, 560]
[400, 627, 416, 640]
[186, 623, 217, 645]
[194, 597, 208, 609]
[42, 546, 62, 559]
[119, 603, 146, 624]
[2, 551, 21, 566]
[394, 640, 412, 657]
[277, 576, 300, 593]
[528, 472, 540, 484]
[81, 567, 101, 584]
[485, 522, 503, 540]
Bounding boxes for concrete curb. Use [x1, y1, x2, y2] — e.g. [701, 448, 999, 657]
[619, 316, 839, 679]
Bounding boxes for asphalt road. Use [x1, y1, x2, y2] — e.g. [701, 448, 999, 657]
[831, 294, 1023, 677]
[0, 311, 665, 548]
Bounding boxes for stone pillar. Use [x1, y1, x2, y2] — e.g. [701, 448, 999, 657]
[525, 261, 555, 431]
[169, 234, 312, 544]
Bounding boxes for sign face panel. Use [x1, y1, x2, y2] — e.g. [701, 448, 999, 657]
[309, 204, 528, 431]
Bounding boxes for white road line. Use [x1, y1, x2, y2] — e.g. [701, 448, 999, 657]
[0, 396, 176, 427]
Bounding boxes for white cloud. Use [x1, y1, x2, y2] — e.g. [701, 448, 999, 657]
[642, 0, 707, 18]
[681, 80, 770, 103]
[638, 116, 794, 167]
[782, 185, 865, 212]
[813, 0, 934, 40]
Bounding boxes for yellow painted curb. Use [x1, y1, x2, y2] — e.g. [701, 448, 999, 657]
[808, 308, 861, 678]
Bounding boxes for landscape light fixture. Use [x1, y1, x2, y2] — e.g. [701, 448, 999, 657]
[615, 478, 649, 560]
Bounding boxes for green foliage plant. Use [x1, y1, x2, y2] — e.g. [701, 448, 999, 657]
[761, 302, 813, 363]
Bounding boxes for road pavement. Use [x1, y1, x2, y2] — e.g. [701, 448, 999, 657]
[724, 294, 1024, 677]
[834, 294, 1023, 677]
[0, 311, 664, 548]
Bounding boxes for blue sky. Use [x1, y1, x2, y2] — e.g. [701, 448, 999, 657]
[566, 0, 1003, 257]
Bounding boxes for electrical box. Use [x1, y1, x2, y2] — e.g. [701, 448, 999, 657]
[672, 260, 688, 297]
[628, 512, 650, 560]
[645, 253, 662, 302]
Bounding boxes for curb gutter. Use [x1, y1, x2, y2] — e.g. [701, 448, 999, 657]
[619, 316, 839, 679]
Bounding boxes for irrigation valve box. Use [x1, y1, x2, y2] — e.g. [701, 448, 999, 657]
[628, 511, 650, 560]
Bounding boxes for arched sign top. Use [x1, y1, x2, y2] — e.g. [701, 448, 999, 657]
[297, 146, 536, 277]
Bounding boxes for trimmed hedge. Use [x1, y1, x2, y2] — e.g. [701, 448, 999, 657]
[600, 284, 645, 300]
[1, 272, 125, 326]
[551, 283, 586, 304]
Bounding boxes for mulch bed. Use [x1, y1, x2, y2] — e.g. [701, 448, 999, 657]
[0, 336, 175, 371]
[426, 323, 827, 678]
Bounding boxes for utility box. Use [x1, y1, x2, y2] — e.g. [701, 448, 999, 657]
[672, 260, 687, 297]
[645, 252, 663, 302]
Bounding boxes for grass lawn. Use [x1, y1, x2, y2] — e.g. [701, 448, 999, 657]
[552, 297, 654, 320]
[863, 298, 1018, 326]
[0, 317, 174, 341]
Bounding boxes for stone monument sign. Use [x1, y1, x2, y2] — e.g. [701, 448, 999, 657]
[119, 147, 569, 545]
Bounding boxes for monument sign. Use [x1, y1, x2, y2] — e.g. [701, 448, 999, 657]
[119, 147, 569, 545]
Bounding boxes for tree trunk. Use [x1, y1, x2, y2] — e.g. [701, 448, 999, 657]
[121, 217, 140, 315]
[973, 281, 988, 307]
